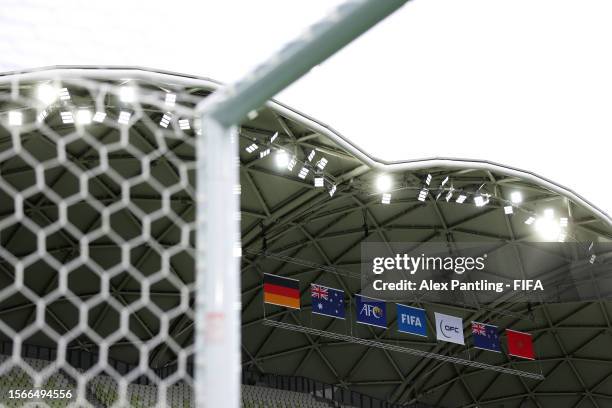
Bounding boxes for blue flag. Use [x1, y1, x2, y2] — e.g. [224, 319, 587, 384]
[355, 295, 387, 328]
[311, 284, 345, 319]
[397, 304, 427, 337]
[471, 321, 501, 352]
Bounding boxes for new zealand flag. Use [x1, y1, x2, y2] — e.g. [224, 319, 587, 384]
[311, 284, 345, 319]
[472, 321, 501, 353]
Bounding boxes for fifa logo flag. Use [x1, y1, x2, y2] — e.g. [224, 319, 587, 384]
[435, 312, 464, 345]
[396, 304, 427, 337]
[311, 284, 345, 319]
[471, 322, 501, 353]
[355, 295, 386, 328]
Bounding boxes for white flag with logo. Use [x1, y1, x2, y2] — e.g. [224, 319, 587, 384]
[435, 312, 464, 345]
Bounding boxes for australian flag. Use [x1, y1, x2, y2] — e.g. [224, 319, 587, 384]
[311, 284, 345, 319]
[472, 321, 501, 353]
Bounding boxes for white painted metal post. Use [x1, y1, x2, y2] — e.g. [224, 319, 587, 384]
[195, 1, 410, 406]
[195, 119, 241, 407]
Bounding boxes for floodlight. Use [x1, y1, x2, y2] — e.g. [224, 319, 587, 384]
[418, 188, 428, 202]
[60, 111, 74, 124]
[270, 132, 278, 143]
[58, 88, 70, 101]
[590, 254, 597, 264]
[425, 174, 432, 186]
[456, 194, 467, 204]
[160, 112, 172, 128]
[445, 190, 453, 202]
[314, 177, 324, 187]
[275, 150, 290, 168]
[307, 150, 316, 162]
[245, 143, 258, 154]
[376, 174, 392, 193]
[535, 216, 561, 240]
[165, 93, 176, 107]
[329, 185, 337, 197]
[259, 148, 270, 158]
[474, 195, 489, 207]
[504, 205, 513, 215]
[381, 193, 391, 204]
[287, 156, 297, 171]
[178, 119, 190, 130]
[298, 167, 309, 179]
[510, 191, 523, 204]
[441, 176, 449, 187]
[75, 109, 92, 125]
[119, 86, 136, 103]
[560, 217, 568, 227]
[233, 184, 242, 195]
[36, 83, 58, 105]
[92, 112, 107, 123]
[247, 110, 258, 120]
[543, 208, 554, 219]
[8, 111, 22, 126]
[118, 111, 131, 125]
[524, 216, 535, 225]
[317, 157, 328, 170]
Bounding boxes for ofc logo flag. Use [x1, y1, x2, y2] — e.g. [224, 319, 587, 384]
[355, 295, 387, 328]
[435, 312, 464, 345]
[472, 321, 501, 352]
[311, 284, 345, 319]
[396, 304, 427, 337]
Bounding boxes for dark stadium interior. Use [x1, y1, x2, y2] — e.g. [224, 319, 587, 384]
[0, 68, 611, 407]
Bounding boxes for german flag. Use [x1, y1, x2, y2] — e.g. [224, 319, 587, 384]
[263, 273, 300, 309]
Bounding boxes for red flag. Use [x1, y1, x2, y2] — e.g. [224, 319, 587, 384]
[506, 329, 535, 360]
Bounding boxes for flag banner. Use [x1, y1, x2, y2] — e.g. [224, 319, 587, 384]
[396, 304, 427, 337]
[311, 284, 345, 319]
[506, 329, 535, 360]
[263, 273, 300, 309]
[435, 312, 464, 345]
[355, 294, 387, 328]
[471, 321, 501, 353]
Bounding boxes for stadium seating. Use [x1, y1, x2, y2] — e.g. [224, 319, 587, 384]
[0, 354, 344, 407]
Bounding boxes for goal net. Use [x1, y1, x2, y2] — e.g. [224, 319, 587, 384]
[0, 69, 201, 407]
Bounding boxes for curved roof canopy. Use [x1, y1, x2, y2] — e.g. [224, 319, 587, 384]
[0, 68, 611, 407]
[2, 0, 612, 220]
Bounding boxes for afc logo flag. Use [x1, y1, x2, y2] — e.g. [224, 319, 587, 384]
[355, 295, 387, 328]
[396, 304, 427, 337]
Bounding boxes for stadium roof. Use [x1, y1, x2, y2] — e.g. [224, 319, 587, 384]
[0, 67, 611, 407]
[2, 0, 612, 220]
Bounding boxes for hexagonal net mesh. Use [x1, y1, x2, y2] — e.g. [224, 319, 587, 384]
[0, 72, 201, 407]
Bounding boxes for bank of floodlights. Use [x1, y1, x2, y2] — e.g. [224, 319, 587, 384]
[317, 157, 328, 170]
[164, 93, 176, 107]
[456, 194, 467, 204]
[245, 143, 258, 154]
[93, 111, 106, 123]
[314, 177, 324, 187]
[298, 167, 309, 179]
[381, 193, 391, 204]
[75, 109, 92, 125]
[118, 111, 131, 125]
[418, 188, 428, 202]
[8, 111, 22, 126]
[160, 112, 172, 128]
[60, 111, 74, 124]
